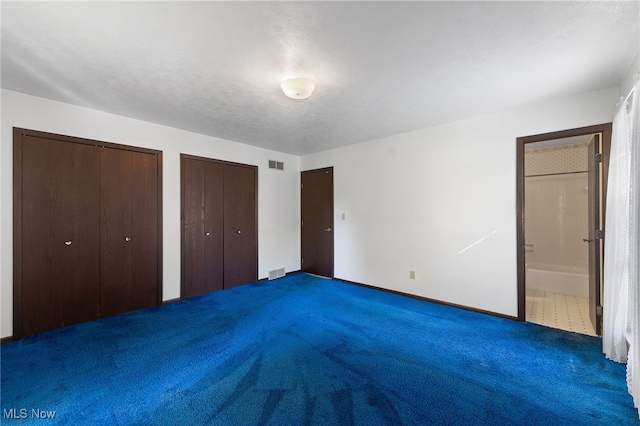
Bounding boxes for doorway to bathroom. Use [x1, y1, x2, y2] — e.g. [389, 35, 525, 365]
[516, 124, 612, 336]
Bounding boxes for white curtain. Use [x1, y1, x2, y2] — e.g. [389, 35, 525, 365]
[629, 79, 640, 417]
[603, 77, 640, 417]
[603, 92, 631, 363]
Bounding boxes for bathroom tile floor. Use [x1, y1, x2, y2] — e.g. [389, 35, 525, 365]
[526, 289, 597, 336]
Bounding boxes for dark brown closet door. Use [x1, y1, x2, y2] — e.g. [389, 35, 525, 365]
[181, 157, 224, 298]
[130, 151, 159, 310]
[203, 162, 224, 292]
[61, 140, 101, 326]
[223, 164, 257, 289]
[100, 148, 158, 317]
[18, 136, 99, 337]
[182, 158, 206, 298]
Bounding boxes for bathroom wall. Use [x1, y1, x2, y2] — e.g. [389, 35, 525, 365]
[524, 141, 589, 273]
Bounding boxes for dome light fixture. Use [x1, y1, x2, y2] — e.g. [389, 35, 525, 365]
[280, 78, 315, 100]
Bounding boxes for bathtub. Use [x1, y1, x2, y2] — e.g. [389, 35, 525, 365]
[526, 264, 589, 298]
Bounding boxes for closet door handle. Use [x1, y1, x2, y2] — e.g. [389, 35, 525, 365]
[125, 236, 132, 242]
[64, 241, 72, 246]
[205, 232, 210, 236]
[583, 238, 593, 243]
[237, 230, 242, 234]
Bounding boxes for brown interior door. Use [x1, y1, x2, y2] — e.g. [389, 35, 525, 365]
[61, 140, 100, 327]
[223, 163, 258, 289]
[18, 135, 100, 337]
[301, 167, 334, 277]
[100, 148, 133, 317]
[100, 148, 159, 316]
[204, 162, 224, 292]
[587, 134, 602, 335]
[182, 157, 206, 298]
[181, 157, 224, 298]
[20, 136, 64, 335]
[15, 128, 162, 338]
[130, 151, 159, 310]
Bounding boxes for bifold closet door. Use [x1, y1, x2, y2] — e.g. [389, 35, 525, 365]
[15, 128, 162, 338]
[181, 156, 257, 296]
[223, 164, 257, 289]
[182, 158, 224, 298]
[18, 136, 100, 337]
[100, 148, 159, 317]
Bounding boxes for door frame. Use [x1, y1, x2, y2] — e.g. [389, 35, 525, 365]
[13, 127, 163, 339]
[515, 123, 611, 329]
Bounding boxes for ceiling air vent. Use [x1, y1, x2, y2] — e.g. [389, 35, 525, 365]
[268, 160, 284, 171]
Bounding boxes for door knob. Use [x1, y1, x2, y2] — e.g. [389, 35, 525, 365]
[64, 241, 72, 246]
[237, 230, 242, 234]
[205, 232, 210, 236]
[323, 228, 332, 232]
[125, 236, 132, 242]
[583, 238, 592, 243]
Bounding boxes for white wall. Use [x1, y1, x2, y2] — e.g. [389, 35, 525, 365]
[301, 88, 619, 318]
[1, 89, 301, 338]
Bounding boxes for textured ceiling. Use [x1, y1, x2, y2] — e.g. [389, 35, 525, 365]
[2, 1, 638, 155]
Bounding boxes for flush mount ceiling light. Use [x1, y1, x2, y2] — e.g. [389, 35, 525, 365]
[280, 78, 315, 100]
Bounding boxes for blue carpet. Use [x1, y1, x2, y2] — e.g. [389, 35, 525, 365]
[1, 273, 637, 425]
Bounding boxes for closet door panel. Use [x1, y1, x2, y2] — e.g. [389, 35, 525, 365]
[100, 148, 133, 317]
[20, 137, 66, 335]
[182, 158, 206, 298]
[15, 129, 162, 338]
[181, 157, 257, 296]
[203, 162, 224, 293]
[130, 151, 159, 310]
[223, 164, 257, 289]
[19, 136, 100, 336]
[61, 142, 100, 326]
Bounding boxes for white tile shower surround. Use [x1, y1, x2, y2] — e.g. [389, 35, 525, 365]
[526, 289, 596, 336]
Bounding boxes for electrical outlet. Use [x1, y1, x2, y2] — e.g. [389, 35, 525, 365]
[409, 271, 416, 280]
